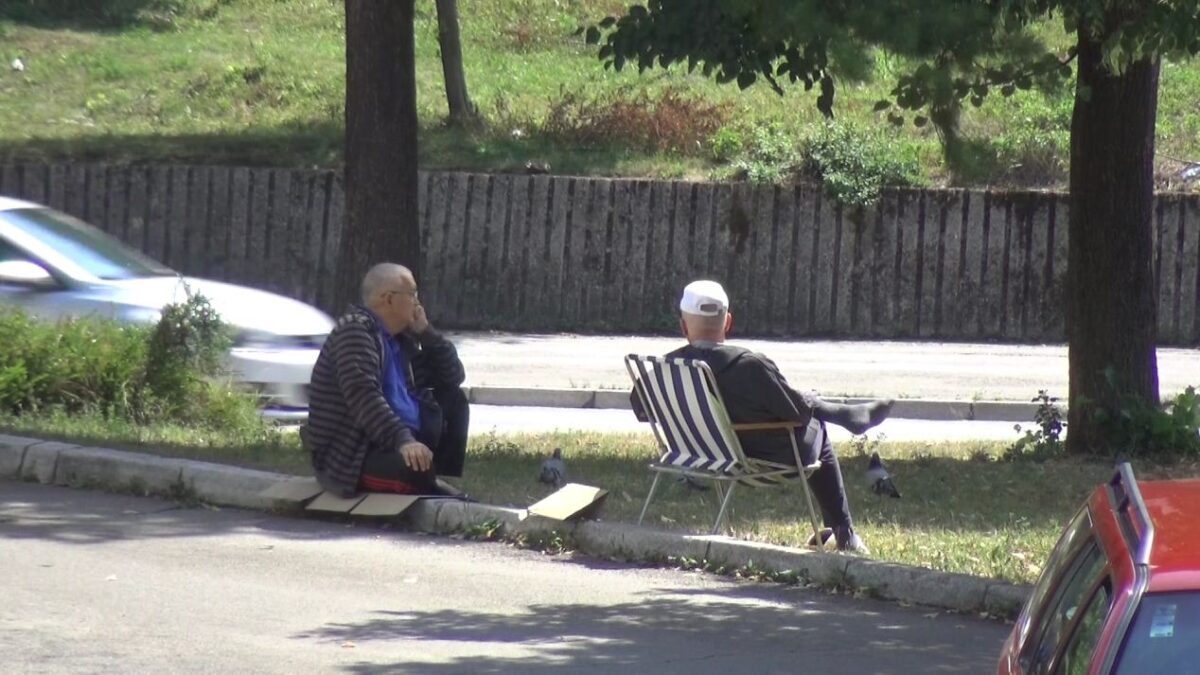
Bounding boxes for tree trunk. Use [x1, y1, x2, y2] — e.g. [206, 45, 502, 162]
[336, 0, 420, 309]
[1065, 27, 1161, 454]
[436, 0, 476, 124]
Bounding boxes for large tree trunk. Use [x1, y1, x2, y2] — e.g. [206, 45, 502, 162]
[336, 0, 420, 309]
[436, 0, 476, 124]
[1065, 28, 1161, 454]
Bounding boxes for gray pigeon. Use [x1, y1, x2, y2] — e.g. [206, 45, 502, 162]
[866, 452, 901, 498]
[538, 447, 566, 489]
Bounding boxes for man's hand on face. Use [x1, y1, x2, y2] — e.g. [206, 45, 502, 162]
[411, 303, 430, 335]
[399, 441, 433, 472]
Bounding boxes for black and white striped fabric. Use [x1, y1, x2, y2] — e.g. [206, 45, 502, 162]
[626, 354, 799, 487]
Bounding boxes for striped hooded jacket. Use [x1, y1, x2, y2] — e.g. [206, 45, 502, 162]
[301, 305, 465, 496]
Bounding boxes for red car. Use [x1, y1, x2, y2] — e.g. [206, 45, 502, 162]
[998, 463, 1200, 674]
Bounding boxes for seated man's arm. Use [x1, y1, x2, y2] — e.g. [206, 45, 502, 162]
[742, 354, 815, 426]
[332, 324, 417, 450]
[412, 329, 466, 389]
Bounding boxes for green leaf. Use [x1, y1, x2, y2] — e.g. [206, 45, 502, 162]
[1001, 83, 1016, 96]
[872, 100, 891, 112]
[737, 70, 757, 89]
[585, 27, 601, 45]
[913, 115, 928, 127]
[599, 16, 616, 29]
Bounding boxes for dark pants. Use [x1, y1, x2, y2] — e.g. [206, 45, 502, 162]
[359, 387, 469, 493]
[741, 420, 853, 531]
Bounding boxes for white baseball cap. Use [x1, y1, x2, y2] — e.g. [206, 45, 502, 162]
[679, 280, 729, 316]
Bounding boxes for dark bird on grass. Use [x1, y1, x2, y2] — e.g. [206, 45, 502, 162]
[675, 475, 710, 492]
[538, 447, 566, 489]
[866, 452, 901, 498]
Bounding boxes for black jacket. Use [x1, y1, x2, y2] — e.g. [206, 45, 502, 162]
[631, 343, 818, 462]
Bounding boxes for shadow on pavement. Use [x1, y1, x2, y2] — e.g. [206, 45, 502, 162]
[295, 584, 1004, 674]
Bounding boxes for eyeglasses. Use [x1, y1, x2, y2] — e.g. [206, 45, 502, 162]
[383, 288, 419, 302]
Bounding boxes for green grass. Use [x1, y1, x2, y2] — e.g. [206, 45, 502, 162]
[7, 410, 1200, 585]
[1, 0, 1197, 189]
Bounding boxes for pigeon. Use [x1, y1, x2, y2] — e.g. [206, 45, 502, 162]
[675, 475, 710, 492]
[538, 447, 566, 489]
[11, 58, 25, 73]
[866, 452, 901, 498]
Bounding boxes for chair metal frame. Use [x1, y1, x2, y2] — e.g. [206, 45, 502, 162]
[625, 354, 824, 540]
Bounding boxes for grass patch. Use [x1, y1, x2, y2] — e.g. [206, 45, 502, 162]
[0, 0, 1197, 189]
[8, 412, 1200, 584]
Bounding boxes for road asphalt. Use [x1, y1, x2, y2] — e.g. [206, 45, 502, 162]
[448, 331, 1200, 404]
[1, 482, 1009, 674]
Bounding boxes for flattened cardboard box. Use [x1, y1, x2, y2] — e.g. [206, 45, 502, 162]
[306, 492, 366, 513]
[351, 493, 421, 517]
[527, 483, 608, 521]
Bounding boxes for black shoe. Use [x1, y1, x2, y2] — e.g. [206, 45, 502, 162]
[834, 526, 870, 555]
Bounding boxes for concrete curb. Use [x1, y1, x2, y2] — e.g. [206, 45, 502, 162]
[0, 433, 1030, 619]
[467, 386, 1044, 422]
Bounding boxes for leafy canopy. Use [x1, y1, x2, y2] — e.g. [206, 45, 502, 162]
[586, 1, 1200, 125]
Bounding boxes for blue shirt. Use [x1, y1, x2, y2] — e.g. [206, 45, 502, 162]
[365, 309, 422, 433]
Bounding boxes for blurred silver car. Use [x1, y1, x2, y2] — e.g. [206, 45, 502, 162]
[0, 195, 334, 420]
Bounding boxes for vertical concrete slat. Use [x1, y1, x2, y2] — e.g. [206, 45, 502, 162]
[104, 165, 130, 244]
[126, 166, 150, 255]
[460, 174, 492, 325]
[145, 166, 170, 264]
[894, 191, 922, 337]
[318, 173, 345, 314]
[582, 178, 613, 327]
[643, 180, 675, 328]
[848, 204, 875, 335]
[227, 167, 251, 287]
[421, 172, 449, 313]
[979, 192, 1008, 338]
[1182, 198, 1200, 343]
[833, 202, 856, 336]
[482, 174, 511, 325]
[47, 164, 68, 213]
[1023, 195, 1051, 342]
[1004, 197, 1031, 341]
[503, 175, 532, 325]
[1048, 194, 1070, 341]
[64, 164, 86, 217]
[166, 166, 190, 272]
[1156, 196, 1181, 343]
[21, 164, 48, 207]
[629, 180, 655, 330]
[744, 184, 776, 333]
[918, 192, 944, 338]
[671, 182, 697, 322]
[521, 175, 553, 327]
[563, 176, 591, 326]
[438, 173, 470, 325]
[206, 166, 232, 282]
[771, 185, 796, 335]
[870, 192, 899, 338]
[789, 184, 816, 335]
[603, 179, 633, 324]
[183, 166, 212, 279]
[85, 164, 108, 227]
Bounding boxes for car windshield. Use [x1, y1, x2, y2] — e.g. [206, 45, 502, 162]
[1115, 591, 1200, 674]
[2, 207, 174, 280]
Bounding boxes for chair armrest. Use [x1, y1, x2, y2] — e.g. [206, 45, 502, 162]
[730, 421, 804, 432]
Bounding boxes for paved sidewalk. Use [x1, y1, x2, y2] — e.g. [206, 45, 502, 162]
[449, 331, 1200, 421]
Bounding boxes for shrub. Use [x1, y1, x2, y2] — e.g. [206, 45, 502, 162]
[1004, 390, 1066, 462]
[728, 123, 800, 183]
[144, 288, 231, 407]
[0, 309, 151, 416]
[541, 86, 732, 154]
[0, 291, 267, 436]
[1089, 369, 1200, 460]
[800, 121, 926, 206]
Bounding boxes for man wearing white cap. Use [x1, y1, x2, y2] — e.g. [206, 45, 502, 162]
[633, 279, 891, 553]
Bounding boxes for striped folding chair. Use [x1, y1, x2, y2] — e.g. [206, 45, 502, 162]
[625, 354, 824, 539]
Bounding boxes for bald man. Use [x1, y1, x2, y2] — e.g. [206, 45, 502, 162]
[632, 280, 891, 553]
[302, 263, 469, 497]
